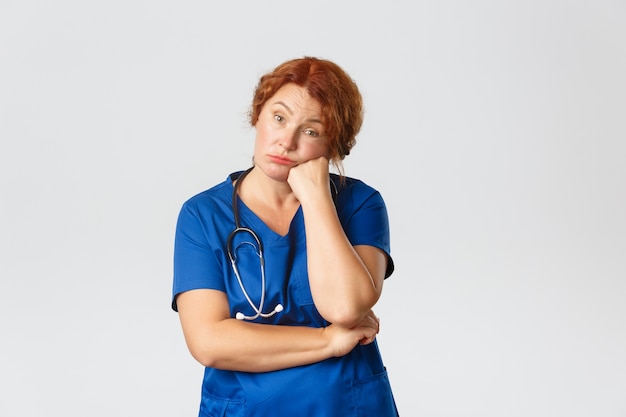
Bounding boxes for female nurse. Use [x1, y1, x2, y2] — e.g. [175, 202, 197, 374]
[172, 56, 399, 416]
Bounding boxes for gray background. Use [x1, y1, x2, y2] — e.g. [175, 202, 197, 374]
[1, 1, 625, 416]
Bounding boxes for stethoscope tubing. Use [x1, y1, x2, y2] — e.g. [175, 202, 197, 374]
[226, 167, 337, 321]
[227, 167, 282, 320]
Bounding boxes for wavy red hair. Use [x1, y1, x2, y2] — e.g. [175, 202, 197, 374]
[248, 57, 363, 172]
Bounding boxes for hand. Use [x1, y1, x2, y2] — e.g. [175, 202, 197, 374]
[324, 310, 380, 357]
[287, 156, 331, 205]
[356, 310, 381, 345]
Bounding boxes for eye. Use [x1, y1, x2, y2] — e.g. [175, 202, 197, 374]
[303, 129, 319, 137]
[274, 114, 284, 123]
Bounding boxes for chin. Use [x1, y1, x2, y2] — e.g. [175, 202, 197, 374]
[259, 164, 290, 182]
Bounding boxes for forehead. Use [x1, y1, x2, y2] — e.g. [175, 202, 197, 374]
[267, 84, 322, 115]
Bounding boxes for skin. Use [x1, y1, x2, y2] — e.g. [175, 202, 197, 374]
[176, 83, 388, 373]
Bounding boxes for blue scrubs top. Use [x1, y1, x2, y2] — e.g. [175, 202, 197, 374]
[172, 172, 398, 417]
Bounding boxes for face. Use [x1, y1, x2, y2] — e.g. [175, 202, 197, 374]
[252, 83, 330, 182]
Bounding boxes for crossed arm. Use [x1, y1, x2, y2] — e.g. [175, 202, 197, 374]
[177, 158, 388, 373]
[177, 245, 384, 373]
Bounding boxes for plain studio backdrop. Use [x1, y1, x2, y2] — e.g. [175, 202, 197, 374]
[1, 1, 625, 416]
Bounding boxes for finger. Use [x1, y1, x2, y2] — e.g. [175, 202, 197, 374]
[364, 315, 379, 334]
[359, 332, 377, 345]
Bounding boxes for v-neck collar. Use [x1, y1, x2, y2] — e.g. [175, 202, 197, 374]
[235, 196, 304, 241]
[228, 175, 304, 241]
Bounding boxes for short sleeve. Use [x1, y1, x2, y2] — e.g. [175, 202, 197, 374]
[339, 184, 395, 279]
[171, 200, 225, 311]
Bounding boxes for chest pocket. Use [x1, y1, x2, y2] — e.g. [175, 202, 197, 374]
[290, 266, 314, 305]
[261, 231, 314, 307]
[279, 235, 315, 307]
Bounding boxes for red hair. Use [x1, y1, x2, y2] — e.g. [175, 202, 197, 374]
[249, 57, 363, 171]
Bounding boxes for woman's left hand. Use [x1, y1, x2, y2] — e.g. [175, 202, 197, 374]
[287, 156, 331, 204]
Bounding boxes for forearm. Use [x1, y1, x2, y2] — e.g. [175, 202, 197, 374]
[187, 319, 332, 372]
[301, 196, 381, 326]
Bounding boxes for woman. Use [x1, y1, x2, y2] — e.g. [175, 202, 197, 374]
[172, 56, 398, 416]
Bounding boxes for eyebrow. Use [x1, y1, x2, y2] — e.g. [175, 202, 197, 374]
[273, 101, 323, 124]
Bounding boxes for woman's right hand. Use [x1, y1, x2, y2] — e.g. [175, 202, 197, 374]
[324, 310, 380, 357]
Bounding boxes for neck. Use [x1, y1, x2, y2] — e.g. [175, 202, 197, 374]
[237, 167, 298, 210]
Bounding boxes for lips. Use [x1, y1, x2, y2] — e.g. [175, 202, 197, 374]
[269, 155, 294, 165]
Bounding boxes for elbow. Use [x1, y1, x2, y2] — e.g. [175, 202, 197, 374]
[189, 342, 229, 369]
[192, 352, 214, 368]
[188, 344, 219, 368]
[321, 303, 371, 328]
[318, 291, 382, 327]
[331, 315, 363, 329]
[185, 329, 226, 369]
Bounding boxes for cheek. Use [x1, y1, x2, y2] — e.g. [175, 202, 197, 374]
[304, 141, 331, 160]
[254, 123, 274, 147]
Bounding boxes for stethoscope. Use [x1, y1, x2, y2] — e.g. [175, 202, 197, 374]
[227, 166, 338, 321]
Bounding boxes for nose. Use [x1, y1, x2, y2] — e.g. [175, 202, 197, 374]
[279, 129, 298, 151]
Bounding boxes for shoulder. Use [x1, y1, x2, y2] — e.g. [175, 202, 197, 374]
[331, 174, 385, 205]
[178, 172, 238, 219]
